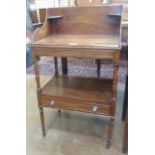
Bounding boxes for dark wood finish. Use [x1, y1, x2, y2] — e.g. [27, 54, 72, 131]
[122, 45, 128, 121]
[40, 96, 111, 115]
[41, 76, 113, 104]
[33, 35, 120, 49]
[39, 107, 46, 136]
[122, 75, 128, 121]
[32, 5, 122, 148]
[61, 57, 68, 75]
[54, 57, 58, 76]
[32, 47, 116, 59]
[122, 112, 128, 153]
[46, 6, 122, 35]
[96, 59, 101, 77]
[96, 2, 128, 77]
[74, 0, 104, 78]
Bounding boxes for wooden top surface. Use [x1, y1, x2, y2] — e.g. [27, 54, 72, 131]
[33, 34, 120, 49]
[41, 76, 113, 104]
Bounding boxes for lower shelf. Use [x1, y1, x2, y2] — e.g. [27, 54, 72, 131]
[39, 76, 114, 115]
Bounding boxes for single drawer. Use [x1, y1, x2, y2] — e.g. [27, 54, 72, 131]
[40, 98, 110, 115]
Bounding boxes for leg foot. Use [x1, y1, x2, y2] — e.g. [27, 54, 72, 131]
[106, 139, 110, 149]
[39, 107, 46, 137]
[106, 118, 114, 148]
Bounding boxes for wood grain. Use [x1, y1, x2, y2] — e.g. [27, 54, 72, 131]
[32, 5, 122, 148]
[33, 34, 120, 48]
[40, 98, 111, 116]
[41, 75, 113, 104]
[46, 6, 122, 35]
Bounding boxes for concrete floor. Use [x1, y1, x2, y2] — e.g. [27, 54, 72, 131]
[26, 75, 126, 155]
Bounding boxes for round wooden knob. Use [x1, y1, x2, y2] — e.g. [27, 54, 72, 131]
[50, 100, 55, 106]
[92, 106, 98, 112]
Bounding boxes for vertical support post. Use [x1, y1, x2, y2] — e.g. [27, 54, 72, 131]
[33, 56, 41, 89]
[33, 56, 46, 136]
[96, 59, 101, 77]
[54, 57, 58, 76]
[107, 117, 114, 148]
[107, 49, 120, 148]
[122, 46, 128, 121]
[61, 57, 68, 75]
[122, 75, 128, 121]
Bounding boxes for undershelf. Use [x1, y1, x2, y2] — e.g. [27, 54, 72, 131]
[40, 75, 113, 104]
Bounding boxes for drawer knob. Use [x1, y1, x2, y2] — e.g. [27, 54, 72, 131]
[92, 106, 98, 112]
[50, 100, 55, 106]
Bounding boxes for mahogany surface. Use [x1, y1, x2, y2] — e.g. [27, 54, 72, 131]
[34, 34, 120, 49]
[46, 6, 122, 35]
[32, 5, 123, 148]
[41, 76, 113, 104]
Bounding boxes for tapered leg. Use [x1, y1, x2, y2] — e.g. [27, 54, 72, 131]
[107, 118, 114, 148]
[39, 107, 46, 137]
[96, 59, 101, 77]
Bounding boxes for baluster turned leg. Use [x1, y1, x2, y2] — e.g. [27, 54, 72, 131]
[33, 56, 46, 137]
[39, 107, 46, 137]
[106, 50, 120, 148]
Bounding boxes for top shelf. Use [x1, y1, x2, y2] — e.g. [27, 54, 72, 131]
[47, 16, 63, 20]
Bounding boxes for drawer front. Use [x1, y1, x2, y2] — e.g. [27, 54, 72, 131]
[40, 98, 110, 115]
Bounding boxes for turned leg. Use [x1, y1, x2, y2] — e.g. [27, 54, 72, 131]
[39, 107, 46, 137]
[96, 59, 101, 77]
[107, 118, 114, 149]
